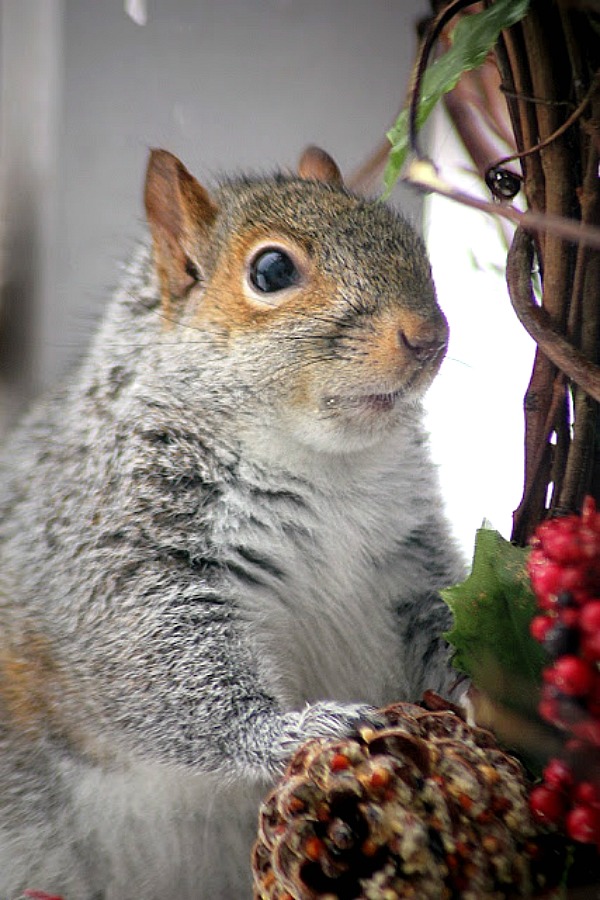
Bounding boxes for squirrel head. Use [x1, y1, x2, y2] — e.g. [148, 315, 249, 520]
[143, 148, 448, 454]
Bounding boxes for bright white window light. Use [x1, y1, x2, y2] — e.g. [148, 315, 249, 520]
[423, 110, 536, 557]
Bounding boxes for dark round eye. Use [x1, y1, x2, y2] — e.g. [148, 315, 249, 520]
[249, 248, 300, 293]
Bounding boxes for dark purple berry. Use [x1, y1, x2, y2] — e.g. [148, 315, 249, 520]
[485, 165, 522, 200]
[556, 592, 577, 609]
[543, 623, 580, 659]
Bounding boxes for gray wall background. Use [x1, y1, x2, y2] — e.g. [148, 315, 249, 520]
[0, 0, 426, 432]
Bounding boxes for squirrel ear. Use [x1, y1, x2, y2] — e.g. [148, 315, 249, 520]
[297, 146, 343, 187]
[144, 149, 218, 312]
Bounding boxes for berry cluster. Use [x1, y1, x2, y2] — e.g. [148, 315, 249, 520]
[528, 497, 600, 847]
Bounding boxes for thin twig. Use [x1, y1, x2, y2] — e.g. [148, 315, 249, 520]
[525, 7, 577, 289]
[489, 72, 599, 174]
[403, 160, 600, 248]
[518, 5, 578, 530]
[560, 391, 596, 513]
[558, 114, 600, 510]
[512, 370, 566, 543]
[497, 22, 546, 214]
[548, 380, 570, 510]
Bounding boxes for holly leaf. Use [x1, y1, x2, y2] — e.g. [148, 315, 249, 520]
[384, 0, 530, 193]
[442, 526, 545, 707]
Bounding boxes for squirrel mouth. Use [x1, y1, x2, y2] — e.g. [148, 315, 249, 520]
[322, 370, 428, 414]
[358, 391, 402, 411]
[363, 391, 403, 412]
[322, 386, 410, 414]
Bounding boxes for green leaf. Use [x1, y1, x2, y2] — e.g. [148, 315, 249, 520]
[442, 526, 545, 704]
[384, 0, 530, 193]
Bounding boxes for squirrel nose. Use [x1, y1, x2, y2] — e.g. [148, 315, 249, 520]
[398, 325, 447, 364]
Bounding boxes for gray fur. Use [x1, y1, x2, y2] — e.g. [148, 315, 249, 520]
[0, 171, 464, 898]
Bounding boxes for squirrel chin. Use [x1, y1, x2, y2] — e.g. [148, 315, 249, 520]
[283, 400, 421, 458]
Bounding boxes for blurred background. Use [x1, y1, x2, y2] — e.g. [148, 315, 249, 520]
[0, 0, 534, 554]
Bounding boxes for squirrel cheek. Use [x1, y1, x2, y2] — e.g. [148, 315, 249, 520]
[285, 370, 320, 415]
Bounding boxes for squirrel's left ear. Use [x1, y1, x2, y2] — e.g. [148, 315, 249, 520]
[144, 149, 218, 313]
[297, 146, 343, 187]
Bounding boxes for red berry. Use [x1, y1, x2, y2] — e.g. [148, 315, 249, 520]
[558, 607, 580, 629]
[542, 562, 588, 603]
[574, 781, 600, 809]
[528, 552, 566, 606]
[539, 703, 557, 726]
[539, 692, 559, 726]
[582, 631, 600, 662]
[565, 737, 588, 758]
[542, 758, 574, 792]
[580, 599, 600, 635]
[573, 718, 600, 747]
[529, 784, 567, 826]
[530, 614, 554, 642]
[579, 526, 600, 560]
[529, 503, 600, 606]
[536, 517, 589, 564]
[582, 496, 599, 526]
[574, 587, 598, 606]
[566, 804, 600, 844]
[584, 674, 600, 716]
[551, 656, 594, 696]
[539, 682, 590, 730]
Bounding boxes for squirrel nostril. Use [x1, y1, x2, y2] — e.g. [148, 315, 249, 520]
[398, 329, 447, 364]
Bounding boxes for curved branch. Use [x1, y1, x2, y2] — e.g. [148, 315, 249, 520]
[507, 228, 600, 402]
[407, 0, 480, 160]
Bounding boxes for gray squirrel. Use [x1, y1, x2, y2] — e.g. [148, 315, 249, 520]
[0, 146, 464, 898]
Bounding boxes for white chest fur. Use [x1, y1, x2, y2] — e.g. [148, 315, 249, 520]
[59, 428, 439, 900]
[222, 423, 445, 710]
[65, 758, 266, 899]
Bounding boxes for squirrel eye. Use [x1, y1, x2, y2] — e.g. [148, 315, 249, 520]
[248, 248, 300, 293]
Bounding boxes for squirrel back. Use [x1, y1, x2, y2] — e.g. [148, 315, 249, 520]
[0, 147, 463, 898]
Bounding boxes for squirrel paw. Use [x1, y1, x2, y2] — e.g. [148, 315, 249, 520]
[272, 702, 387, 772]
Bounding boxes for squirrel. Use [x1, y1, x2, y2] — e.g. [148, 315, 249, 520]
[0, 146, 464, 899]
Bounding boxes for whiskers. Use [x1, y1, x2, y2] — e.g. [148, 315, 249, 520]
[71, 271, 455, 418]
[442, 355, 473, 370]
